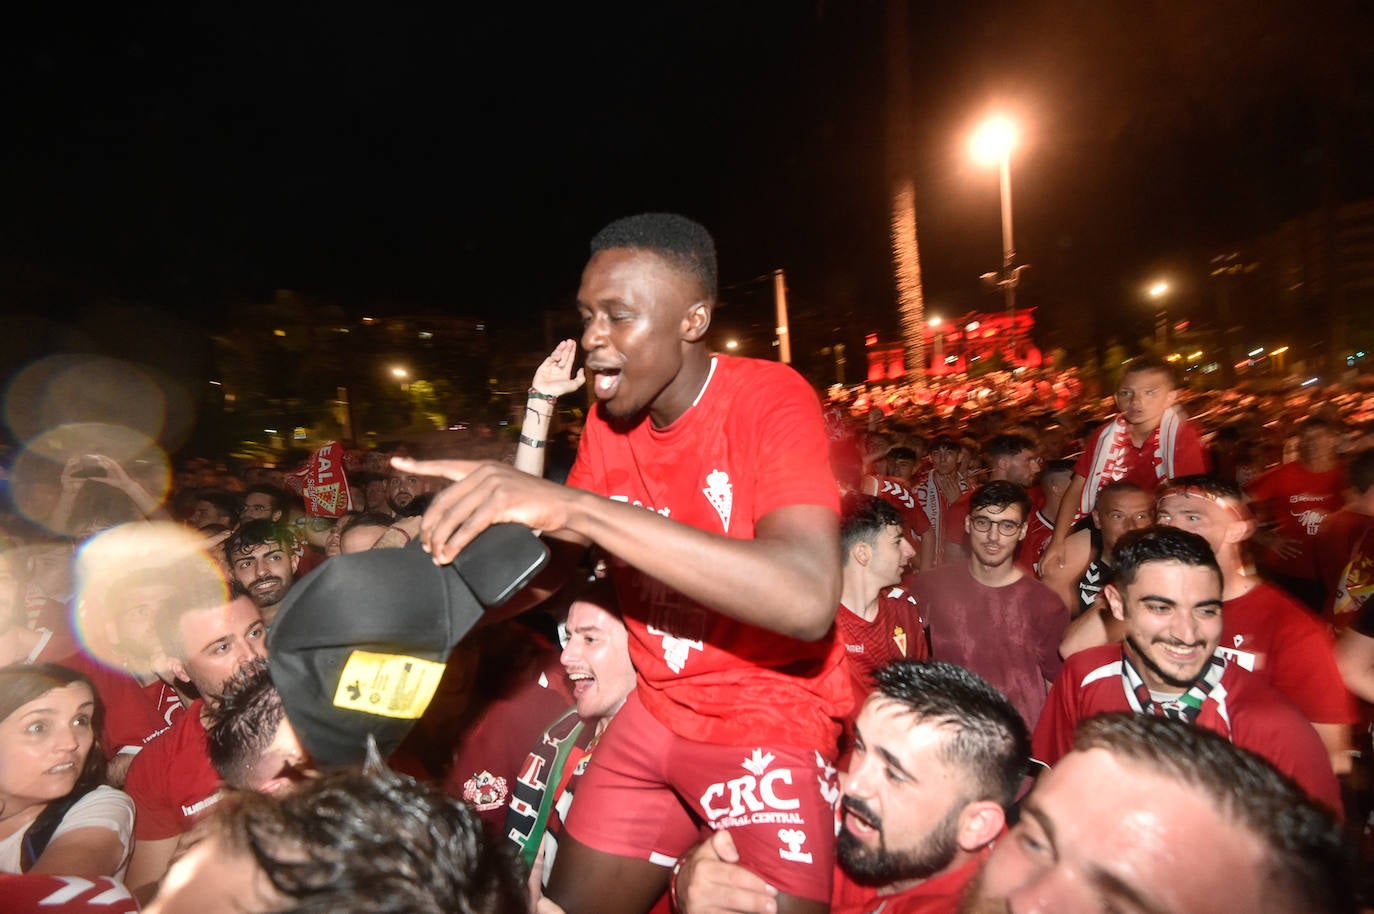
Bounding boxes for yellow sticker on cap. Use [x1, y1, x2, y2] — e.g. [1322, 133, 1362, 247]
[331, 651, 446, 720]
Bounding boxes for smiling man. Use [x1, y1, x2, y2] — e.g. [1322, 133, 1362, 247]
[224, 521, 300, 625]
[395, 213, 849, 914]
[1032, 525, 1341, 813]
[506, 583, 637, 880]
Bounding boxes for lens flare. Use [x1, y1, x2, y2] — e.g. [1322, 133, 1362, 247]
[73, 522, 230, 677]
[7, 425, 170, 535]
[5, 355, 167, 446]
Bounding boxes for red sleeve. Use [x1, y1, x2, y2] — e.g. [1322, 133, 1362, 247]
[124, 738, 181, 840]
[1266, 615, 1358, 725]
[738, 364, 840, 517]
[943, 496, 971, 547]
[1236, 694, 1344, 816]
[1031, 666, 1078, 768]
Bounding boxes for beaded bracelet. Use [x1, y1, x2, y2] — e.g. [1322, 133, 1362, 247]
[669, 856, 685, 912]
[527, 388, 557, 402]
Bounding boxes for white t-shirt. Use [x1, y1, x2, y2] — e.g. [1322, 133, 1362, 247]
[0, 786, 135, 879]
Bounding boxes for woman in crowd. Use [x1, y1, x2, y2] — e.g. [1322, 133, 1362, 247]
[0, 663, 134, 879]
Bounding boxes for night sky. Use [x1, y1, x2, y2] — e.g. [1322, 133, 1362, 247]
[4, 1, 1372, 364]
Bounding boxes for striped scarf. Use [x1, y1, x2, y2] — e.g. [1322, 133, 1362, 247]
[1078, 407, 1183, 517]
[1122, 645, 1227, 725]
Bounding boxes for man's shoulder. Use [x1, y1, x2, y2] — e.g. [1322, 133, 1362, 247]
[1062, 643, 1122, 680]
[1220, 661, 1320, 731]
[133, 699, 205, 762]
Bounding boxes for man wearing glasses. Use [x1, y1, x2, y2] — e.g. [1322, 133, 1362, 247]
[912, 480, 1069, 730]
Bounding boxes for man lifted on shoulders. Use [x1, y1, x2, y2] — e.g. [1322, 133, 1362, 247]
[398, 213, 850, 914]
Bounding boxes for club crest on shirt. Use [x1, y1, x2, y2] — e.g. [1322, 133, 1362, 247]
[462, 770, 509, 811]
[892, 625, 907, 655]
[703, 469, 733, 532]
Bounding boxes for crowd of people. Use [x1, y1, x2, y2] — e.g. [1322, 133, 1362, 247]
[0, 212, 1370, 913]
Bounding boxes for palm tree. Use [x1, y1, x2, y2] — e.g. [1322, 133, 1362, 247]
[885, 0, 925, 386]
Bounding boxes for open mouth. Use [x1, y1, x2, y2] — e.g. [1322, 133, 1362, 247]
[841, 798, 880, 837]
[592, 369, 622, 400]
[568, 670, 594, 700]
[47, 761, 76, 775]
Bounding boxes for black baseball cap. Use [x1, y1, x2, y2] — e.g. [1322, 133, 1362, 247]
[267, 540, 487, 767]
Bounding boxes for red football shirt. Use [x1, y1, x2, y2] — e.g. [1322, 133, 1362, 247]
[1219, 582, 1357, 726]
[1246, 462, 1346, 581]
[1034, 644, 1342, 814]
[836, 586, 928, 701]
[831, 848, 987, 914]
[124, 699, 221, 840]
[1073, 418, 1208, 510]
[566, 356, 850, 751]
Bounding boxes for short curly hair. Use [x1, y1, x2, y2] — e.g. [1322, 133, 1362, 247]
[217, 766, 526, 914]
[590, 212, 717, 301]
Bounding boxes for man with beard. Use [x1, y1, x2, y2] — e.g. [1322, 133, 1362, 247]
[225, 520, 300, 625]
[960, 714, 1353, 914]
[1032, 525, 1341, 813]
[387, 463, 433, 516]
[672, 661, 1028, 914]
[123, 588, 268, 893]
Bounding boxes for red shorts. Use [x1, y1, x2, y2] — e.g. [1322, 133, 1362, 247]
[562, 691, 838, 903]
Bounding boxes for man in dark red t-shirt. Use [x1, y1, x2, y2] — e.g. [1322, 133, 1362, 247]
[914, 482, 1067, 730]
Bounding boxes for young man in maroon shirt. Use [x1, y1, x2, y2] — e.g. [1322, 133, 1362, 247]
[913, 481, 1067, 730]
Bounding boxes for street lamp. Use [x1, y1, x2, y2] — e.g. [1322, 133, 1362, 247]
[971, 115, 1023, 362]
[1147, 281, 1169, 348]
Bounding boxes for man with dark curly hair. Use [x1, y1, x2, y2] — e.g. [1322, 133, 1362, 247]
[143, 766, 527, 914]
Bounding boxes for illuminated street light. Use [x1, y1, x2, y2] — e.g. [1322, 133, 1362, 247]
[391, 367, 408, 378]
[725, 339, 739, 351]
[971, 116, 1017, 165]
[971, 115, 1023, 361]
[1146, 280, 1170, 347]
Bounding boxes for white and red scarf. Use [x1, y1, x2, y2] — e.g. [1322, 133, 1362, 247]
[915, 469, 968, 560]
[1078, 407, 1183, 516]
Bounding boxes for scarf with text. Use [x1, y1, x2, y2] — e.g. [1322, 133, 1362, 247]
[284, 441, 354, 516]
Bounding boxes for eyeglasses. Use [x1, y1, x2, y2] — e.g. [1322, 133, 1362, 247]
[970, 516, 1024, 535]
